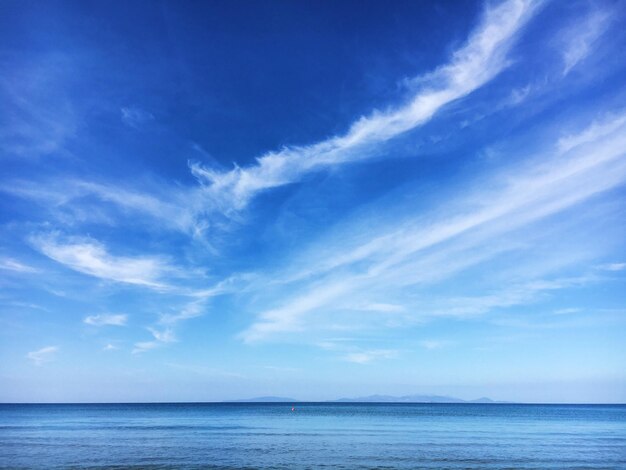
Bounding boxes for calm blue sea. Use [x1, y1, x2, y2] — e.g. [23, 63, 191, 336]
[0, 403, 625, 469]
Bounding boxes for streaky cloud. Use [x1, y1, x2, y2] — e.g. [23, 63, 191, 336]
[240, 111, 626, 342]
[1, 179, 202, 236]
[0, 55, 76, 159]
[26, 346, 58, 366]
[0, 258, 38, 273]
[427, 276, 595, 319]
[136, 276, 258, 354]
[191, 0, 539, 214]
[559, 6, 611, 76]
[598, 262, 626, 272]
[83, 313, 127, 327]
[31, 233, 174, 290]
[343, 349, 398, 364]
[0, 0, 543, 242]
[558, 112, 626, 153]
[120, 107, 154, 129]
[158, 299, 205, 325]
[132, 326, 176, 354]
[420, 340, 447, 350]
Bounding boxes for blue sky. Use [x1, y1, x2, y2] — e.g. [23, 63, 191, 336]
[1, 0, 625, 403]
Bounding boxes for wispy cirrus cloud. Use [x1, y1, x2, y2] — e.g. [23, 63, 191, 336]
[190, 0, 538, 214]
[553, 308, 581, 316]
[558, 7, 611, 76]
[343, 349, 398, 364]
[0, 258, 38, 273]
[131, 341, 160, 354]
[0, 55, 77, 159]
[158, 299, 205, 325]
[420, 340, 447, 350]
[120, 107, 154, 128]
[426, 277, 595, 319]
[240, 111, 626, 342]
[557, 112, 626, 153]
[133, 275, 256, 354]
[148, 327, 176, 343]
[0, 0, 541, 244]
[1, 179, 201, 236]
[356, 303, 406, 314]
[241, 279, 355, 342]
[31, 233, 174, 289]
[598, 262, 626, 272]
[132, 327, 176, 354]
[84, 313, 127, 326]
[26, 346, 58, 366]
[134, 277, 254, 353]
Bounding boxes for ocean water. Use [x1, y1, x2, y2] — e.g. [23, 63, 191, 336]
[0, 403, 625, 469]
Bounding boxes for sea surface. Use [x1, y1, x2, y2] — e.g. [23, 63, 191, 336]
[0, 403, 625, 469]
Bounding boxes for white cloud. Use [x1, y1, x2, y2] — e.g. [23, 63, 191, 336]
[1, 179, 201, 236]
[158, 299, 205, 325]
[145, 274, 254, 327]
[507, 84, 533, 106]
[420, 340, 446, 350]
[131, 341, 160, 354]
[428, 278, 591, 319]
[0, 0, 539, 241]
[132, 327, 176, 354]
[357, 303, 406, 313]
[553, 308, 581, 316]
[557, 112, 626, 153]
[84, 313, 127, 327]
[559, 8, 611, 76]
[147, 327, 176, 343]
[0, 55, 77, 158]
[240, 279, 355, 343]
[31, 233, 173, 289]
[191, 0, 537, 213]
[264, 365, 300, 373]
[130, 277, 251, 354]
[343, 349, 398, 364]
[240, 111, 626, 342]
[26, 346, 58, 366]
[597, 262, 626, 272]
[0, 258, 38, 273]
[76, 181, 195, 232]
[121, 107, 154, 128]
[103, 343, 118, 351]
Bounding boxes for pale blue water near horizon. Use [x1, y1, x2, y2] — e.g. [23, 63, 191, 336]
[1, 403, 625, 469]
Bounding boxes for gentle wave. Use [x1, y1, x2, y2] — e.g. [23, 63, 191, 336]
[1, 403, 625, 469]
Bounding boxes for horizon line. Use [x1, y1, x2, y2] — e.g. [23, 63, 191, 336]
[1, 401, 625, 405]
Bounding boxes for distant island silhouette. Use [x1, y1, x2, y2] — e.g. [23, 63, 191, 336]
[226, 396, 298, 403]
[226, 395, 505, 403]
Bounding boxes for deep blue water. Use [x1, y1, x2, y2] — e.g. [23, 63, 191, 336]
[1, 403, 625, 469]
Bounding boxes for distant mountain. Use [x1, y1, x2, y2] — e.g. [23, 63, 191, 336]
[225, 396, 298, 403]
[469, 397, 496, 403]
[224, 395, 502, 403]
[333, 394, 496, 403]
